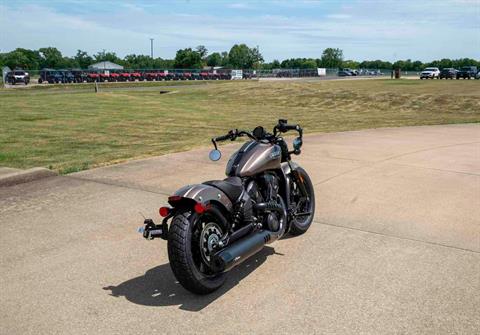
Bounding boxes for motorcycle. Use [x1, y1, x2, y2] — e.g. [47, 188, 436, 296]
[139, 119, 315, 294]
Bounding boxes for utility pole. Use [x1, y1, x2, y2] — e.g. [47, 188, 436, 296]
[150, 38, 154, 58]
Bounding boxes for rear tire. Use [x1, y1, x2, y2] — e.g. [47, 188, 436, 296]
[168, 207, 227, 294]
[289, 167, 315, 236]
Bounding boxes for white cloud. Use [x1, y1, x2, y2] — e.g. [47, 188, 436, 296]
[227, 3, 251, 9]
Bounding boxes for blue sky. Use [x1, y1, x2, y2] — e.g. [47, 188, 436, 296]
[1, 0, 479, 61]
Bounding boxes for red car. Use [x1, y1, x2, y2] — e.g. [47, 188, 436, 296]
[130, 71, 142, 81]
[99, 73, 110, 82]
[118, 72, 131, 81]
[87, 72, 100, 82]
[109, 72, 120, 82]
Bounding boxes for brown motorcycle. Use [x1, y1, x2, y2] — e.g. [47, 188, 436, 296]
[139, 119, 315, 294]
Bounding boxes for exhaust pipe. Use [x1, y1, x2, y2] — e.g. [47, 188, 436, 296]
[211, 230, 272, 272]
[211, 200, 287, 273]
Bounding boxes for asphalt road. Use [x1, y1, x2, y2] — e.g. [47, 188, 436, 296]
[1, 124, 479, 334]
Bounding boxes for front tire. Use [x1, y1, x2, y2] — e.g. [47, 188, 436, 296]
[168, 207, 227, 294]
[289, 167, 315, 236]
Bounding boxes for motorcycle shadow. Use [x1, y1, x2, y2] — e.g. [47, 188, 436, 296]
[103, 246, 277, 312]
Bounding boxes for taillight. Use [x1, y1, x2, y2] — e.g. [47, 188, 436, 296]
[159, 207, 171, 217]
[168, 196, 182, 202]
[194, 203, 206, 214]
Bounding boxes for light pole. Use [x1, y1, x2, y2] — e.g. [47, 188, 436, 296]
[150, 38, 154, 58]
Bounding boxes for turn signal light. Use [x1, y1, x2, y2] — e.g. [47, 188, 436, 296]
[159, 207, 171, 217]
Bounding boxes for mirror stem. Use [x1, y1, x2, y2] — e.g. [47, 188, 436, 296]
[211, 139, 218, 150]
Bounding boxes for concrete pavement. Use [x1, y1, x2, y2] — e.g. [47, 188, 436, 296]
[1, 124, 479, 334]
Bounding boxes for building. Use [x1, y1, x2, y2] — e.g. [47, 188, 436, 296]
[88, 61, 124, 70]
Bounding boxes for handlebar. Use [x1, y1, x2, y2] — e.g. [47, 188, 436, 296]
[211, 119, 303, 153]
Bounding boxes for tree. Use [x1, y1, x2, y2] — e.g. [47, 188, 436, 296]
[196, 45, 208, 59]
[220, 52, 229, 66]
[124, 54, 154, 69]
[342, 60, 359, 69]
[39, 47, 64, 68]
[228, 44, 251, 68]
[93, 51, 123, 64]
[74, 50, 93, 69]
[250, 46, 264, 69]
[319, 48, 343, 68]
[228, 44, 263, 69]
[206, 52, 222, 67]
[174, 48, 202, 68]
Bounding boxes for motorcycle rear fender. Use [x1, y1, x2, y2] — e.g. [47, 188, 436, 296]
[169, 184, 234, 212]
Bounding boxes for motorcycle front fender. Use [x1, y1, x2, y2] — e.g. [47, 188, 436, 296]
[170, 184, 234, 212]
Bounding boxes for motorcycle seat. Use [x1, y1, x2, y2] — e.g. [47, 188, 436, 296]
[203, 177, 243, 202]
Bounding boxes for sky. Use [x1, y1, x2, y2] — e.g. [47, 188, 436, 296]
[0, 0, 479, 62]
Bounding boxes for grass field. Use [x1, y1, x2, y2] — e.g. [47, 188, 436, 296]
[1, 79, 479, 174]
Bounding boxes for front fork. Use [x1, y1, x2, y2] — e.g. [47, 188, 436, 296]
[290, 166, 308, 198]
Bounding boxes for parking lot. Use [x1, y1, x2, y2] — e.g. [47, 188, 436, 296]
[1, 124, 478, 334]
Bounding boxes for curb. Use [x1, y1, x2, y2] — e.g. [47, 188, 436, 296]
[0, 168, 58, 187]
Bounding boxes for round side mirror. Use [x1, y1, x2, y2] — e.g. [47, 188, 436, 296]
[293, 137, 303, 151]
[209, 149, 222, 161]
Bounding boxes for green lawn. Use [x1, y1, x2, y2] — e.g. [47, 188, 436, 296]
[1, 79, 479, 174]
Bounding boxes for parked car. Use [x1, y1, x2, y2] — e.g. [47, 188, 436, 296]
[38, 69, 63, 84]
[130, 71, 142, 81]
[338, 70, 352, 77]
[118, 71, 131, 82]
[456, 66, 477, 79]
[420, 67, 440, 79]
[60, 70, 76, 83]
[6, 70, 30, 85]
[143, 71, 158, 81]
[86, 72, 100, 82]
[98, 72, 110, 82]
[220, 71, 232, 80]
[108, 72, 120, 82]
[439, 68, 457, 79]
[476, 70, 480, 80]
[71, 70, 87, 83]
[199, 71, 210, 80]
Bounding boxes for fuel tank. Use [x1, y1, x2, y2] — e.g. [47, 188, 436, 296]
[226, 141, 282, 177]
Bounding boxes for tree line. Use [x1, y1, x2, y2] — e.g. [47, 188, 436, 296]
[1, 45, 478, 71]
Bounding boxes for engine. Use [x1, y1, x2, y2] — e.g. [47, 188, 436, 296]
[243, 173, 282, 232]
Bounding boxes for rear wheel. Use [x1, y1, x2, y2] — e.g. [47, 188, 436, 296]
[289, 167, 315, 236]
[168, 206, 227, 294]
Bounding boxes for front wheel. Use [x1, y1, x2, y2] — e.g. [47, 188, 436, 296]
[289, 166, 315, 235]
[167, 206, 227, 294]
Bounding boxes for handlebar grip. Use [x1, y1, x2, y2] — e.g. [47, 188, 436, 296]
[214, 134, 231, 142]
[284, 124, 298, 131]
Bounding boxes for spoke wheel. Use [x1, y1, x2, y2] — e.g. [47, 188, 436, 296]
[168, 207, 228, 294]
